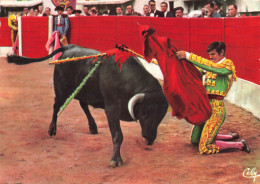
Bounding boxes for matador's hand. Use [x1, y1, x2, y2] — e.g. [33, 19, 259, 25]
[176, 51, 186, 60]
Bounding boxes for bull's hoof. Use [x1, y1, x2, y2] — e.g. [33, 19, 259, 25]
[89, 127, 98, 134]
[48, 125, 56, 136]
[110, 160, 123, 168]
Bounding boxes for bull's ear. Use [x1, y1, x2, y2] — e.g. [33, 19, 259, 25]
[133, 103, 144, 120]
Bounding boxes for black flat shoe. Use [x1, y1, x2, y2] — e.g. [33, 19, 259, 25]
[241, 139, 250, 153]
[228, 132, 239, 140]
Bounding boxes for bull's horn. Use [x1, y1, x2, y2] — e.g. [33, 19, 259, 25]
[128, 93, 145, 120]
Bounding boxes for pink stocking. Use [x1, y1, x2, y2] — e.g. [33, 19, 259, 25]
[215, 134, 233, 140]
[215, 140, 243, 151]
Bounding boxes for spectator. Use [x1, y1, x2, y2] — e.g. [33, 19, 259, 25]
[90, 7, 98, 16]
[33, 8, 39, 16]
[8, 8, 19, 46]
[143, 5, 150, 16]
[102, 6, 111, 16]
[54, 5, 69, 45]
[176, 41, 250, 154]
[73, 10, 82, 17]
[204, 1, 221, 18]
[125, 5, 141, 16]
[83, 6, 90, 16]
[228, 4, 239, 17]
[66, 6, 75, 17]
[28, 8, 34, 16]
[38, 5, 43, 16]
[160, 2, 174, 17]
[213, 0, 225, 17]
[22, 7, 29, 16]
[116, 6, 123, 16]
[43, 7, 51, 16]
[175, 6, 184, 17]
[149, 0, 162, 17]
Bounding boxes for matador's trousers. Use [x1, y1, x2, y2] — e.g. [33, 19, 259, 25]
[191, 99, 226, 154]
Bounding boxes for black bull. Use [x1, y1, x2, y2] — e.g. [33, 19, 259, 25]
[7, 44, 168, 167]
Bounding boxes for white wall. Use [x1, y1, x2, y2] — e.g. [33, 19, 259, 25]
[226, 78, 260, 119]
[237, 0, 260, 12]
[0, 47, 12, 57]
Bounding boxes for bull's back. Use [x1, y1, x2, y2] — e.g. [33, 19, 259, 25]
[53, 45, 104, 108]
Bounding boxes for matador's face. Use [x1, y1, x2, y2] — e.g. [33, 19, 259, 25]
[208, 49, 224, 63]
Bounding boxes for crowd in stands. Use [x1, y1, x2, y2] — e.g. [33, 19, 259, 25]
[7, 0, 241, 19]
[6, 0, 242, 49]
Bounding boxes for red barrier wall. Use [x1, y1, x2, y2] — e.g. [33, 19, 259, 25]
[0, 18, 12, 46]
[21, 16, 49, 58]
[224, 17, 260, 84]
[150, 17, 189, 51]
[0, 16, 259, 85]
[116, 16, 150, 54]
[189, 18, 224, 58]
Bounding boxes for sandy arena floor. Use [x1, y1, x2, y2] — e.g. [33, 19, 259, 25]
[0, 57, 259, 184]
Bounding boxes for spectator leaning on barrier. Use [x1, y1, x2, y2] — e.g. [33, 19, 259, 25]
[38, 5, 43, 16]
[28, 8, 34, 16]
[204, 1, 221, 18]
[228, 4, 239, 17]
[54, 5, 69, 46]
[125, 4, 141, 16]
[160, 2, 174, 17]
[213, 0, 225, 17]
[43, 7, 51, 16]
[89, 7, 98, 16]
[73, 10, 82, 17]
[83, 6, 90, 16]
[21, 7, 29, 16]
[149, 0, 162, 17]
[176, 41, 250, 154]
[143, 5, 150, 16]
[175, 6, 184, 17]
[8, 8, 19, 46]
[66, 6, 75, 17]
[116, 6, 123, 16]
[33, 8, 39, 16]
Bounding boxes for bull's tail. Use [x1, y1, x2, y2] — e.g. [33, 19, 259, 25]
[7, 47, 66, 65]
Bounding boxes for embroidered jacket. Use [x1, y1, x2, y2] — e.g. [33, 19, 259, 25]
[186, 53, 237, 97]
[54, 14, 69, 36]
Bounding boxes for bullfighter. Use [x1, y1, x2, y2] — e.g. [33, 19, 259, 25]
[176, 41, 250, 154]
[8, 8, 19, 46]
[54, 5, 69, 45]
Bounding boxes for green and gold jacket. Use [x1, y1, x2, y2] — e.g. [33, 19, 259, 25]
[187, 53, 237, 97]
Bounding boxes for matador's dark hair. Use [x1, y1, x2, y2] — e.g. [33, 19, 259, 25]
[207, 41, 226, 55]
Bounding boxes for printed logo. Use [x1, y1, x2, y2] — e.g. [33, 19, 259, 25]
[243, 167, 260, 182]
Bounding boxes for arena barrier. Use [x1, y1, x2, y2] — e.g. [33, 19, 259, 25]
[0, 18, 12, 46]
[1, 16, 259, 85]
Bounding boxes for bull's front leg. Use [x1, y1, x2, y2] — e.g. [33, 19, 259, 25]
[105, 106, 123, 168]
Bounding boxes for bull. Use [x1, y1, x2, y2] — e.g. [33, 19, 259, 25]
[7, 44, 168, 167]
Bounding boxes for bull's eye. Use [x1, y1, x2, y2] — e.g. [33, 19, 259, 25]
[142, 111, 148, 118]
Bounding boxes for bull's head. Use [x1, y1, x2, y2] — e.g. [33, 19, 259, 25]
[128, 92, 168, 145]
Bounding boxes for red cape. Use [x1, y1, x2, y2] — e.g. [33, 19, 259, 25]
[140, 25, 212, 125]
